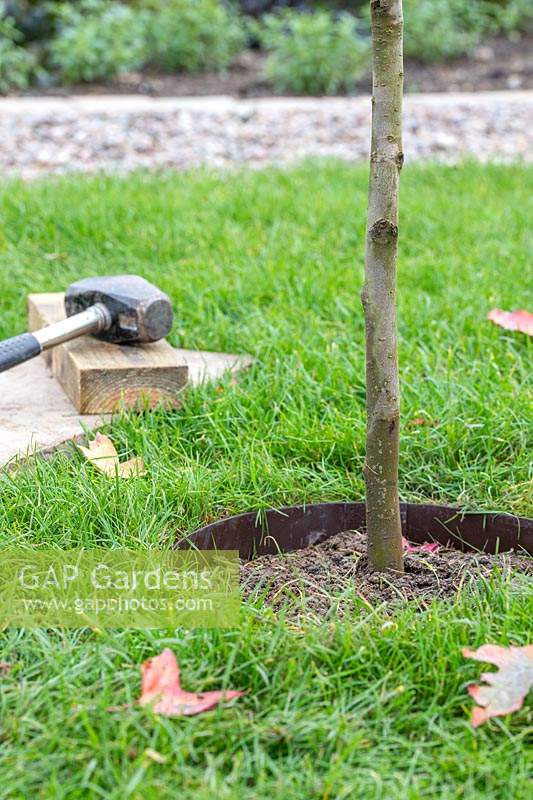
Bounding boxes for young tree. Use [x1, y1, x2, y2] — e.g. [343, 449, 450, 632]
[361, 0, 404, 572]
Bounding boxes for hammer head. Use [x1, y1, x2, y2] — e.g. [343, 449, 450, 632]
[64, 275, 173, 344]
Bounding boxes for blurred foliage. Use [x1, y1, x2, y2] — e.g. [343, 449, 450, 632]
[239, 0, 305, 16]
[141, 0, 246, 72]
[403, 0, 492, 61]
[0, 0, 530, 91]
[402, 0, 532, 62]
[47, 0, 146, 83]
[0, 2, 36, 93]
[257, 8, 369, 93]
[3, 0, 56, 41]
[489, 0, 533, 33]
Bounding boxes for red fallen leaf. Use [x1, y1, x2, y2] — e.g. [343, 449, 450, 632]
[408, 417, 439, 427]
[139, 649, 244, 717]
[487, 308, 533, 337]
[462, 644, 533, 727]
[402, 537, 440, 554]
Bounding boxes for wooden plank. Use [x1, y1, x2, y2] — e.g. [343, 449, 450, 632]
[0, 348, 253, 467]
[28, 293, 188, 413]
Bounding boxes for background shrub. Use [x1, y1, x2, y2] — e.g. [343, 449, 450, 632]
[48, 0, 146, 83]
[3, 0, 56, 42]
[489, 0, 533, 33]
[239, 1, 367, 14]
[402, 0, 496, 62]
[142, 0, 246, 73]
[258, 9, 370, 94]
[238, 0, 301, 15]
[0, 4, 36, 93]
[1, 0, 531, 92]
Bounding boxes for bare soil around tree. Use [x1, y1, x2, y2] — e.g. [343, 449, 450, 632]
[241, 529, 532, 616]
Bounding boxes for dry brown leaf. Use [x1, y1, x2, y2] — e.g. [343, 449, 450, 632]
[139, 648, 244, 717]
[77, 433, 145, 478]
[463, 644, 533, 727]
[144, 748, 167, 764]
[115, 457, 145, 478]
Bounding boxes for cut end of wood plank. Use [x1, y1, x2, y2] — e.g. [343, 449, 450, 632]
[28, 292, 188, 413]
[78, 366, 187, 413]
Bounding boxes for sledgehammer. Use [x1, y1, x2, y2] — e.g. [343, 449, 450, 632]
[0, 275, 173, 373]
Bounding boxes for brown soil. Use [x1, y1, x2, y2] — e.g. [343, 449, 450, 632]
[30, 36, 532, 98]
[240, 529, 532, 616]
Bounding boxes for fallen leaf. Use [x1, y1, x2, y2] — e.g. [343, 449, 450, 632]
[462, 644, 533, 727]
[487, 309, 533, 337]
[139, 648, 244, 717]
[402, 537, 440, 554]
[408, 417, 439, 428]
[0, 662, 12, 674]
[144, 748, 167, 764]
[114, 458, 145, 478]
[77, 433, 145, 478]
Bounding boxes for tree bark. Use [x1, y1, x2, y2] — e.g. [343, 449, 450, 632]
[362, 0, 404, 572]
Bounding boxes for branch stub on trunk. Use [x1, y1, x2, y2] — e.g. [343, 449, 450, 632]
[369, 218, 398, 244]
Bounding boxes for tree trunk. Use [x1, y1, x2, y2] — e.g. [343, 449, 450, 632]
[361, 0, 404, 572]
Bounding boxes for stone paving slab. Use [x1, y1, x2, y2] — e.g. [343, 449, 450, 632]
[0, 348, 253, 467]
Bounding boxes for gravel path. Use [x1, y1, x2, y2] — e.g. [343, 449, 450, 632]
[1, 92, 531, 179]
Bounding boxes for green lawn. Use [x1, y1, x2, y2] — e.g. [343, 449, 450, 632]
[0, 162, 531, 798]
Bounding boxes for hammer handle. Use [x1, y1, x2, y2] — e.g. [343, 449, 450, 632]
[0, 333, 41, 373]
[0, 304, 110, 374]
